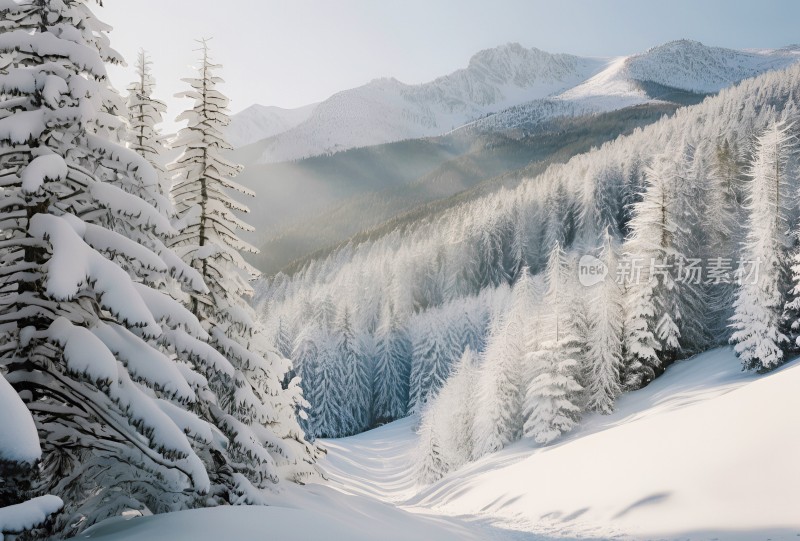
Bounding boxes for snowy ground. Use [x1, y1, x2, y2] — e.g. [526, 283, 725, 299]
[69, 347, 800, 540]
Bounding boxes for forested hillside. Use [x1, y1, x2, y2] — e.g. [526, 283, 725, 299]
[257, 65, 800, 452]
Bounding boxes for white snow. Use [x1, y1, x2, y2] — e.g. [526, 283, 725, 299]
[93, 322, 196, 403]
[555, 55, 648, 110]
[155, 399, 213, 444]
[0, 495, 63, 534]
[30, 214, 161, 337]
[19, 154, 67, 194]
[0, 371, 41, 464]
[67, 487, 481, 541]
[61, 347, 800, 540]
[48, 317, 118, 385]
[321, 347, 800, 540]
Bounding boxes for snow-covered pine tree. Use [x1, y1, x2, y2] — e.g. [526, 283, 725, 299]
[372, 301, 411, 425]
[733, 120, 794, 371]
[126, 49, 170, 197]
[544, 242, 570, 342]
[409, 313, 450, 413]
[169, 39, 319, 493]
[427, 346, 479, 470]
[307, 327, 344, 438]
[521, 247, 584, 442]
[522, 339, 583, 445]
[622, 155, 685, 387]
[414, 408, 448, 485]
[335, 307, 371, 434]
[0, 1, 216, 534]
[584, 230, 624, 414]
[472, 268, 537, 458]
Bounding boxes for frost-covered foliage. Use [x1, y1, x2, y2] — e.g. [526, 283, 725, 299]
[522, 340, 583, 445]
[0, 4, 318, 537]
[0, 1, 214, 535]
[257, 63, 800, 473]
[583, 231, 624, 413]
[731, 121, 795, 371]
[168, 40, 320, 495]
[126, 49, 170, 197]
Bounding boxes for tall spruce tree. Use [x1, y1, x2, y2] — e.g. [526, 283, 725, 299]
[372, 301, 411, 424]
[169, 39, 319, 494]
[522, 248, 583, 443]
[732, 120, 794, 371]
[126, 49, 170, 197]
[584, 230, 624, 414]
[472, 268, 537, 457]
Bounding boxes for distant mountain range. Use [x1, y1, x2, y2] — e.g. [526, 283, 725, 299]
[226, 40, 800, 275]
[228, 40, 800, 160]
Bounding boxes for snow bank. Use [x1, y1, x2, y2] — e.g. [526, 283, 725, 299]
[67, 484, 480, 541]
[408, 348, 800, 539]
[0, 495, 63, 534]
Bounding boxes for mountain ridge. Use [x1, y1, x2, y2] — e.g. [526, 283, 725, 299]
[229, 40, 800, 163]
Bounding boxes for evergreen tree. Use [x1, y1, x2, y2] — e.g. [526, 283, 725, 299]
[543, 242, 571, 343]
[622, 155, 689, 387]
[584, 230, 624, 413]
[169, 40, 319, 494]
[521, 248, 584, 442]
[522, 340, 583, 445]
[126, 49, 170, 197]
[1, 372, 62, 538]
[409, 315, 449, 413]
[471, 269, 538, 457]
[336, 307, 372, 434]
[430, 346, 479, 470]
[732, 121, 794, 371]
[307, 326, 343, 438]
[372, 301, 411, 424]
[0, 2, 213, 534]
[414, 409, 448, 485]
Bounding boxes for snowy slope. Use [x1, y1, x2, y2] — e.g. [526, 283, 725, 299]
[63, 350, 800, 540]
[249, 43, 607, 163]
[324, 348, 800, 540]
[624, 40, 800, 93]
[65, 474, 494, 541]
[226, 102, 318, 148]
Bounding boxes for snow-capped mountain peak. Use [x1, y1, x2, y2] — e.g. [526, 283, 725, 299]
[241, 43, 606, 162]
[622, 39, 800, 93]
[466, 43, 585, 87]
[231, 40, 800, 162]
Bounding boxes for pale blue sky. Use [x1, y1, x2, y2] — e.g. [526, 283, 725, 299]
[98, 0, 800, 128]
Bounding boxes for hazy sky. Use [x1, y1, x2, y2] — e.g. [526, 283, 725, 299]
[97, 0, 800, 129]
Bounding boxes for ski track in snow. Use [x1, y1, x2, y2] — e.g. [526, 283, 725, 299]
[319, 348, 800, 540]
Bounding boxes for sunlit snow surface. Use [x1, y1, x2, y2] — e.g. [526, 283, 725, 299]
[70, 348, 800, 540]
